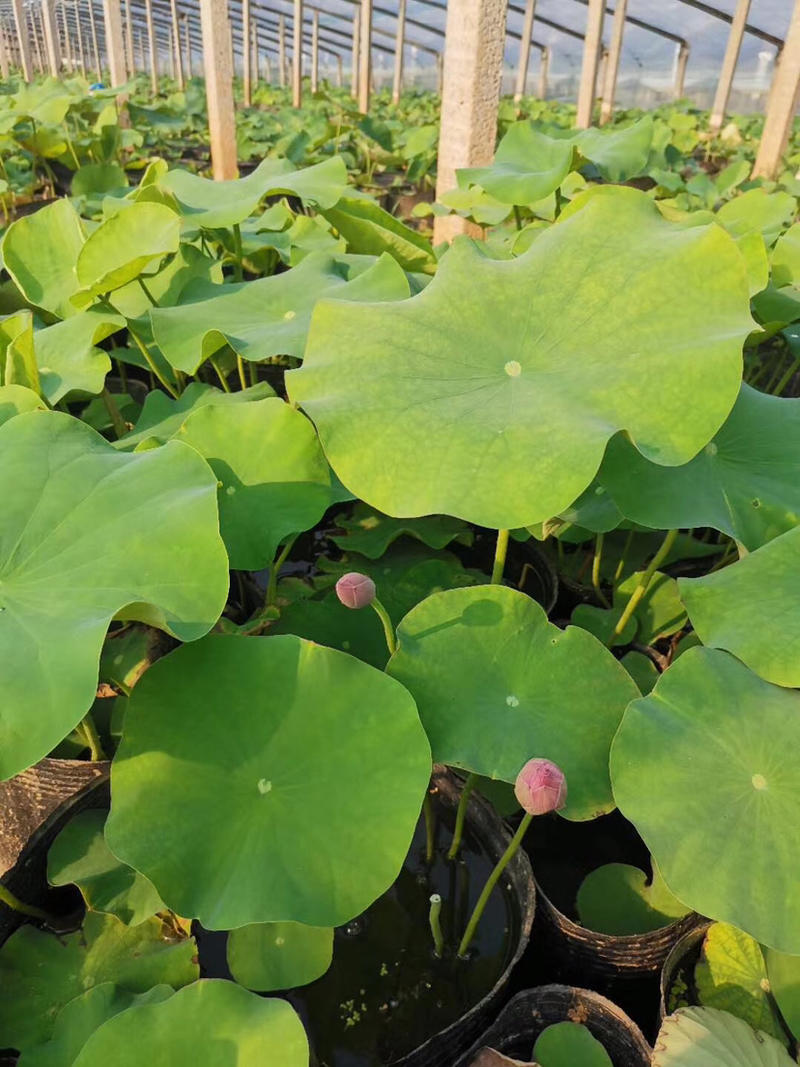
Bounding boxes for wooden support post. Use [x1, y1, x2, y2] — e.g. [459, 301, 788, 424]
[278, 14, 286, 88]
[170, 0, 184, 88]
[125, 0, 135, 74]
[311, 10, 319, 93]
[513, 0, 536, 103]
[198, 0, 237, 179]
[575, 0, 604, 128]
[358, 0, 372, 112]
[31, 10, 44, 75]
[336, 52, 343, 86]
[242, 0, 252, 105]
[251, 18, 259, 86]
[145, 0, 158, 93]
[539, 44, 549, 99]
[351, 8, 359, 98]
[674, 41, 689, 99]
[183, 16, 192, 78]
[753, 0, 800, 179]
[433, 0, 506, 244]
[88, 0, 101, 80]
[75, 0, 87, 77]
[599, 0, 626, 124]
[0, 21, 9, 78]
[391, 0, 406, 104]
[709, 0, 750, 133]
[292, 0, 303, 107]
[102, 0, 127, 86]
[62, 1, 74, 71]
[42, 0, 62, 76]
[11, 0, 33, 81]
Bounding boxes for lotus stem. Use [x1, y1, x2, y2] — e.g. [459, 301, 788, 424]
[236, 355, 248, 391]
[209, 355, 231, 393]
[772, 356, 800, 397]
[0, 884, 53, 923]
[423, 791, 435, 863]
[265, 536, 297, 608]
[370, 598, 397, 657]
[78, 714, 106, 761]
[614, 527, 635, 582]
[609, 529, 678, 646]
[448, 773, 478, 861]
[429, 894, 444, 958]
[136, 276, 159, 307]
[125, 320, 179, 399]
[101, 388, 126, 440]
[458, 813, 532, 959]
[592, 532, 611, 609]
[232, 223, 244, 282]
[491, 528, 510, 585]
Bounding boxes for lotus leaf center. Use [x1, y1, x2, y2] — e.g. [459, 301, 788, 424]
[705, 442, 718, 456]
[283, 310, 297, 320]
[506, 694, 519, 707]
[751, 773, 767, 791]
[504, 360, 522, 378]
[257, 778, 273, 795]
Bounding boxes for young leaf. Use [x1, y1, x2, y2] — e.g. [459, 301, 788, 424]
[227, 921, 333, 992]
[576, 862, 689, 935]
[533, 1022, 613, 1067]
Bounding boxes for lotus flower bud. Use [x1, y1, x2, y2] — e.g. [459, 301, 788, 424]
[514, 758, 567, 816]
[335, 572, 376, 610]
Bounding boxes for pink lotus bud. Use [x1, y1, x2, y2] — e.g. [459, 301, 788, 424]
[335, 572, 376, 610]
[514, 758, 567, 816]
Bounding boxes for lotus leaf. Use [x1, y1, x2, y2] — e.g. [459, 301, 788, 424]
[72, 162, 129, 198]
[105, 634, 431, 928]
[0, 309, 39, 392]
[0, 913, 198, 1051]
[35, 308, 124, 403]
[0, 383, 44, 426]
[318, 196, 437, 273]
[576, 862, 689, 935]
[330, 502, 470, 558]
[600, 385, 800, 550]
[71, 980, 308, 1067]
[652, 1007, 795, 1066]
[227, 921, 333, 991]
[75, 202, 181, 299]
[387, 585, 639, 820]
[150, 251, 410, 375]
[716, 189, 796, 246]
[573, 115, 654, 181]
[457, 124, 574, 205]
[0, 411, 228, 778]
[611, 648, 800, 952]
[48, 809, 164, 926]
[2, 199, 85, 318]
[289, 187, 752, 529]
[770, 223, 800, 287]
[533, 1022, 613, 1067]
[679, 525, 800, 686]
[764, 947, 800, 1040]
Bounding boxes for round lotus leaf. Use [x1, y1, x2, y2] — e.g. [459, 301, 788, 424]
[71, 980, 308, 1067]
[457, 124, 574, 205]
[227, 921, 333, 991]
[573, 116, 654, 182]
[386, 585, 639, 820]
[47, 810, 164, 926]
[75, 202, 181, 299]
[0, 412, 229, 779]
[106, 634, 431, 929]
[679, 526, 800, 687]
[652, 1007, 795, 1066]
[178, 397, 336, 569]
[600, 386, 800, 551]
[1, 198, 85, 318]
[576, 862, 689, 936]
[533, 1022, 613, 1067]
[288, 187, 752, 529]
[0, 913, 198, 1052]
[611, 648, 800, 953]
[18, 984, 174, 1067]
[764, 947, 800, 1040]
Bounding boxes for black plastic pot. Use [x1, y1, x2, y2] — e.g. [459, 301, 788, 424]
[454, 985, 651, 1067]
[658, 919, 713, 1024]
[0, 758, 110, 943]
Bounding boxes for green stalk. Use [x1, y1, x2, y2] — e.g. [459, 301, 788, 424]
[428, 894, 444, 958]
[78, 714, 106, 761]
[136, 276, 159, 307]
[772, 356, 800, 397]
[0, 884, 52, 922]
[491, 529, 510, 585]
[458, 813, 532, 958]
[120, 316, 178, 399]
[265, 536, 297, 609]
[209, 356, 232, 393]
[447, 773, 478, 861]
[592, 532, 611, 609]
[370, 597, 397, 657]
[101, 388, 127, 439]
[236, 354, 248, 391]
[614, 527, 636, 582]
[609, 529, 678, 646]
[232, 223, 244, 282]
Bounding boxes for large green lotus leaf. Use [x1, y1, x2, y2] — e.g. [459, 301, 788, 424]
[1, 199, 84, 318]
[115, 381, 273, 451]
[652, 1007, 795, 1066]
[695, 922, 785, 1041]
[600, 385, 800, 551]
[110, 244, 223, 320]
[330, 501, 470, 558]
[72, 980, 308, 1067]
[318, 196, 437, 274]
[13, 79, 74, 124]
[47, 809, 164, 926]
[573, 115, 654, 181]
[35, 308, 124, 403]
[679, 526, 800, 687]
[533, 1022, 613, 1067]
[0, 383, 45, 426]
[178, 398, 335, 569]
[18, 984, 174, 1067]
[764, 948, 800, 1040]
[150, 252, 410, 375]
[770, 223, 800, 287]
[576, 862, 689, 935]
[157, 155, 348, 230]
[0, 411, 229, 779]
[457, 123, 574, 205]
[105, 634, 431, 929]
[386, 584, 639, 820]
[227, 921, 333, 992]
[611, 648, 800, 952]
[0, 913, 198, 1051]
[716, 189, 796, 246]
[75, 202, 180, 299]
[289, 187, 752, 529]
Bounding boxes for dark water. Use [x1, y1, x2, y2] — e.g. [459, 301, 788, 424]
[197, 799, 519, 1066]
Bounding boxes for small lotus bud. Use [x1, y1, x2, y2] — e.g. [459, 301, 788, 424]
[335, 572, 376, 610]
[514, 758, 567, 816]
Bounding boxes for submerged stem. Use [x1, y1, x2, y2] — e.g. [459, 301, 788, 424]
[609, 529, 678, 645]
[370, 597, 397, 657]
[447, 773, 478, 861]
[491, 529, 510, 585]
[428, 894, 444, 958]
[0, 884, 52, 922]
[423, 791, 435, 863]
[458, 813, 532, 958]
